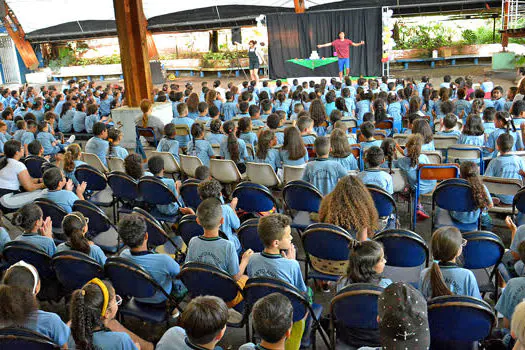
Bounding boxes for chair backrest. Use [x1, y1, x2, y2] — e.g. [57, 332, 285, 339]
[373, 229, 429, 268]
[179, 180, 202, 210]
[75, 164, 108, 191]
[428, 295, 495, 344]
[375, 120, 393, 130]
[179, 154, 203, 178]
[52, 250, 104, 292]
[72, 200, 113, 236]
[389, 168, 407, 193]
[446, 145, 482, 162]
[340, 118, 358, 130]
[210, 159, 242, 184]
[330, 283, 384, 329]
[34, 198, 67, 231]
[366, 185, 397, 217]
[283, 165, 306, 184]
[211, 144, 221, 157]
[422, 151, 442, 164]
[283, 180, 323, 213]
[246, 162, 281, 188]
[177, 214, 204, 246]
[151, 151, 180, 174]
[0, 327, 59, 349]
[138, 176, 180, 206]
[418, 163, 460, 181]
[232, 182, 277, 213]
[246, 144, 255, 159]
[24, 156, 47, 179]
[482, 176, 523, 197]
[302, 223, 354, 275]
[3, 241, 54, 280]
[107, 171, 139, 203]
[237, 218, 264, 252]
[244, 277, 310, 322]
[105, 257, 171, 300]
[179, 262, 241, 302]
[106, 156, 125, 173]
[136, 126, 156, 140]
[462, 231, 505, 269]
[434, 135, 459, 150]
[393, 133, 408, 146]
[132, 207, 171, 248]
[175, 124, 190, 137]
[432, 178, 478, 212]
[82, 153, 108, 173]
[350, 145, 364, 170]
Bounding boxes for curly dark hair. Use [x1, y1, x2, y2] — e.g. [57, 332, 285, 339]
[124, 154, 144, 180]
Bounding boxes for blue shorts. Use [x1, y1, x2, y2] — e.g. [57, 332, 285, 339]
[338, 57, 350, 72]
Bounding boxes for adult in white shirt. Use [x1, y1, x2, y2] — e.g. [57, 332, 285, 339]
[213, 80, 226, 100]
[0, 139, 45, 198]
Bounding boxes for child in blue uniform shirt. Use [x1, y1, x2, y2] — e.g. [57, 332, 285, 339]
[147, 156, 183, 216]
[329, 128, 358, 172]
[41, 167, 86, 213]
[247, 214, 308, 349]
[195, 102, 211, 124]
[107, 128, 128, 160]
[237, 117, 258, 148]
[280, 126, 309, 167]
[157, 123, 180, 162]
[260, 100, 273, 122]
[63, 143, 86, 186]
[195, 179, 241, 253]
[99, 92, 112, 117]
[69, 279, 140, 350]
[73, 102, 87, 132]
[419, 227, 481, 300]
[206, 119, 225, 145]
[236, 101, 251, 119]
[85, 122, 109, 166]
[359, 121, 383, 150]
[2, 262, 70, 348]
[58, 101, 74, 133]
[21, 120, 37, 155]
[486, 111, 523, 157]
[172, 102, 194, 148]
[485, 133, 525, 205]
[482, 107, 496, 135]
[249, 104, 265, 128]
[14, 203, 57, 255]
[358, 146, 393, 194]
[119, 213, 185, 304]
[221, 91, 237, 121]
[220, 120, 250, 173]
[436, 113, 461, 137]
[267, 113, 285, 145]
[157, 296, 228, 350]
[254, 129, 281, 172]
[85, 103, 100, 134]
[302, 136, 347, 195]
[298, 116, 316, 145]
[454, 88, 471, 120]
[188, 123, 214, 167]
[36, 121, 69, 157]
[13, 119, 26, 142]
[458, 114, 485, 147]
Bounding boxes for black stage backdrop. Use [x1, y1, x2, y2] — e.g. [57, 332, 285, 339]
[267, 8, 382, 79]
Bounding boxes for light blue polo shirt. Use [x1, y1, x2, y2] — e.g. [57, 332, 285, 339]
[221, 204, 241, 252]
[187, 139, 214, 167]
[496, 277, 525, 320]
[15, 233, 56, 256]
[254, 148, 281, 171]
[157, 137, 180, 162]
[221, 102, 237, 121]
[486, 129, 523, 157]
[220, 138, 250, 163]
[58, 110, 75, 133]
[458, 134, 484, 147]
[171, 117, 195, 148]
[56, 242, 107, 266]
[279, 149, 309, 167]
[42, 189, 79, 213]
[185, 236, 239, 276]
[73, 111, 86, 132]
[397, 154, 436, 195]
[85, 114, 100, 133]
[157, 326, 222, 350]
[25, 310, 70, 347]
[302, 158, 347, 195]
[419, 263, 481, 300]
[85, 136, 109, 166]
[20, 130, 35, 146]
[485, 154, 525, 204]
[37, 131, 60, 155]
[0, 227, 11, 252]
[329, 154, 359, 172]
[240, 132, 258, 148]
[109, 145, 129, 160]
[247, 252, 307, 293]
[206, 133, 225, 145]
[357, 169, 393, 194]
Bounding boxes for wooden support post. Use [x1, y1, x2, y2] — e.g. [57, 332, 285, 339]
[113, 0, 152, 107]
[146, 30, 159, 60]
[0, 1, 38, 70]
[294, 0, 306, 13]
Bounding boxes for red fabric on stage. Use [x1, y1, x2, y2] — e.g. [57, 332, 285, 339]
[331, 39, 353, 58]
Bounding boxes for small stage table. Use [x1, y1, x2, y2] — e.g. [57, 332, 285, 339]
[286, 57, 339, 70]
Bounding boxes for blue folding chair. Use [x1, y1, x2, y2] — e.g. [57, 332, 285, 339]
[179, 262, 248, 333]
[428, 295, 496, 350]
[432, 178, 480, 232]
[237, 218, 264, 253]
[132, 207, 182, 255]
[24, 156, 48, 179]
[302, 223, 354, 282]
[3, 241, 59, 301]
[72, 200, 120, 254]
[138, 176, 182, 223]
[51, 250, 104, 293]
[0, 327, 59, 349]
[105, 257, 178, 326]
[462, 231, 505, 301]
[329, 283, 384, 349]
[107, 171, 140, 222]
[34, 198, 67, 242]
[412, 163, 460, 230]
[232, 182, 278, 214]
[373, 229, 429, 287]
[244, 277, 330, 350]
[283, 180, 323, 231]
[179, 179, 202, 210]
[350, 145, 364, 171]
[177, 214, 227, 246]
[366, 185, 397, 230]
[74, 164, 114, 208]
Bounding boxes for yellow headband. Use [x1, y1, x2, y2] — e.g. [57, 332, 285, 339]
[84, 278, 109, 317]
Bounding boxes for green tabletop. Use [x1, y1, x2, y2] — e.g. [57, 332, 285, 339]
[286, 57, 339, 70]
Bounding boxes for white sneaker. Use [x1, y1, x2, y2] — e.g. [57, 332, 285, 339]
[66, 135, 75, 143]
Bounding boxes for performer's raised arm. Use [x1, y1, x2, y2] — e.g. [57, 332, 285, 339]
[317, 42, 333, 48]
[352, 41, 365, 47]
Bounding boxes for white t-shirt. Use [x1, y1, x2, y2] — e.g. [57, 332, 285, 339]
[0, 158, 27, 191]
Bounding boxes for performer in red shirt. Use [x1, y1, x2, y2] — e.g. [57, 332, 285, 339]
[318, 31, 365, 81]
